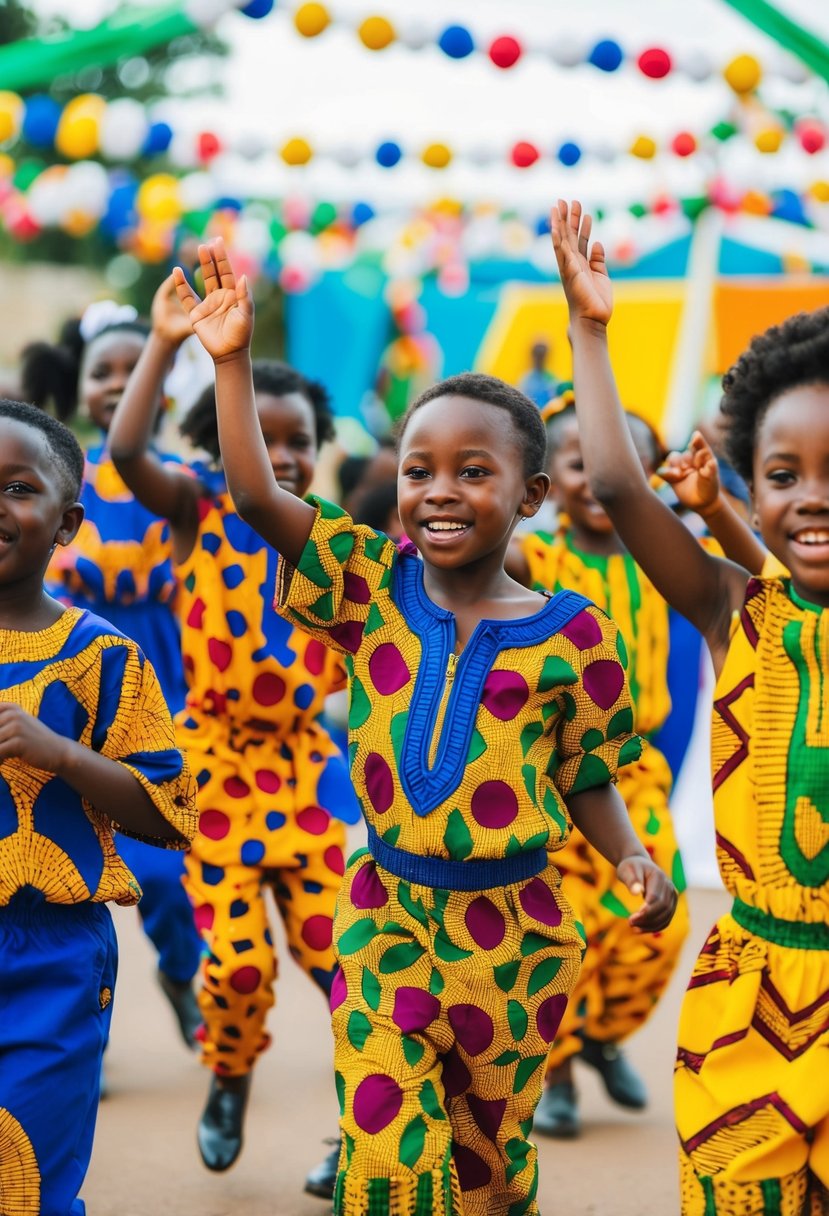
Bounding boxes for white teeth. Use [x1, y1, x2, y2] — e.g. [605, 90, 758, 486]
[427, 521, 467, 531]
[795, 530, 829, 545]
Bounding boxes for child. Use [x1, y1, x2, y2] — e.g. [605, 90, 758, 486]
[0, 399, 196, 1216]
[551, 198, 829, 1215]
[507, 394, 691, 1137]
[107, 276, 353, 1187]
[21, 307, 203, 1047]
[174, 239, 678, 1216]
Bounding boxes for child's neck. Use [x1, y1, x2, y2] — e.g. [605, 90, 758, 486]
[0, 582, 64, 633]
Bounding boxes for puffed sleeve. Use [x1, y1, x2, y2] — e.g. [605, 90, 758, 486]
[550, 604, 643, 798]
[92, 639, 197, 847]
[276, 496, 398, 656]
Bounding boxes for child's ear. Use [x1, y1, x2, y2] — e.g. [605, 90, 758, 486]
[54, 503, 84, 549]
[519, 472, 550, 519]
[747, 483, 759, 531]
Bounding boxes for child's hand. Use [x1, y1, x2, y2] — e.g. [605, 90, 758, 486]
[659, 431, 720, 518]
[550, 199, 612, 326]
[151, 272, 193, 348]
[172, 237, 253, 362]
[616, 855, 677, 932]
[0, 704, 67, 772]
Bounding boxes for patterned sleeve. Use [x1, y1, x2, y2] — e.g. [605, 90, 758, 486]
[93, 639, 197, 848]
[276, 496, 398, 656]
[551, 605, 643, 799]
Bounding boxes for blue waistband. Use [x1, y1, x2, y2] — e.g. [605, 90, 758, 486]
[366, 823, 547, 892]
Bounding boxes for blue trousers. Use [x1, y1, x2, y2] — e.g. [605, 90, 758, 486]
[0, 889, 117, 1216]
[117, 835, 202, 983]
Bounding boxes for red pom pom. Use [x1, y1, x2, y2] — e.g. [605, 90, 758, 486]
[797, 119, 825, 155]
[197, 131, 222, 162]
[511, 140, 539, 168]
[671, 131, 697, 157]
[489, 35, 521, 69]
[638, 47, 672, 79]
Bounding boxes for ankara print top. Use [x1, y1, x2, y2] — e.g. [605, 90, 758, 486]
[48, 443, 180, 608]
[521, 529, 671, 737]
[0, 608, 197, 907]
[177, 467, 347, 728]
[712, 577, 829, 925]
[276, 499, 643, 861]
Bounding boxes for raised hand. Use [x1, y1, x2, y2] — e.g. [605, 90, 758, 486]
[659, 430, 720, 518]
[172, 237, 253, 362]
[151, 272, 194, 348]
[550, 199, 612, 326]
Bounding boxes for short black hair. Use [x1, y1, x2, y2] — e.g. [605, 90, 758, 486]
[20, 318, 148, 423]
[720, 306, 829, 483]
[544, 398, 664, 470]
[180, 359, 334, 461]
[401, 372, 547, 477]
[0, 398, 84, 500]
[354, 478, 399, 533]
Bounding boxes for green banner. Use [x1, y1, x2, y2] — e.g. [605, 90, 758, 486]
[722, 0, 829, 84]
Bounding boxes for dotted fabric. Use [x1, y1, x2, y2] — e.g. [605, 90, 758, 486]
[677, 578, 829, 1213]
[0, 608, 196, 907]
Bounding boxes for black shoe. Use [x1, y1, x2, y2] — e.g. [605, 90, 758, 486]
[197, 1074, 251, 1171]
[157, 970, 202, 1049]
[532, 1082, 580, 1139]
[304, 1138, 341, 1200]
[579, 1036, 648, 1109]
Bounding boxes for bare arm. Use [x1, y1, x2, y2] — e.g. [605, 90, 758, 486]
[551, 201, 746, 660]
[108, 276, 200, 560]
[567, 784, 677, 931]
[173, 241, 315, 564]
[0, 705, 182, 841]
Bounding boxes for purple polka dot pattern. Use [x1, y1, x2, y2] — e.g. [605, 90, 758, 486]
[441, 1046, 472, 1098]
[519, 877, 562, 927]
[464, 896, 506, 949]
[470, 780, 518, 829]
[453, 1142, 493, 1192]
[350, 860, 389, 909]
[353, 1073, 404, 1133]
[330, 967, 347, 1012]
[392, 987, 441, 1034]
[583, 658, 625, 710]
[368, 642, 411, 695]
[536, 992, 568, 1043]
[481, 670, 529, 721]
[560, 608, 603, 650]
[448, 1004, 495, 1056]
[364, 752, 394, 814]
[466, 1094, 507, 1142]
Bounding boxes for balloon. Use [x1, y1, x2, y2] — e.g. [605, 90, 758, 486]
[671, 131, 696, 157]
[294, 2, 330, 37]
[21, 95, 61, 148]
[13, 158, 46, 191]
[770, 188, 806, 225]
[5, 197, 40, 241]
[100, 98, 148, 161]
[724, 54, 761, 94]
[549, 35, 585, 68]
[711, 121, 737, 142]
[797, 120, 825, 155]
[678, 48, 713, 82]
[588, 40, 623, 72]
[489, 36, 521, 69]
[282, 195, 312, 229]
[741, 190, 771, 216]
[27, 165, 68, 226]
[808, 180, 829, 203]
[281, 137, 313, 165]
[101, 176, 138, 238]
[352, 201, 375, 226]
[754, 127, 783, 154]
[0, 92, 23, 144]
[55, 93, 106, 160]
[557, 141, 581, 167]
[376, 140, 402, 168]
[311, 200, 337, 231]
[438, 25, 474, 59]
[197, 131, 222, 162]
[511, 141, 539, 168]
[422, 142, 451, 169]
[63, 160, 109, 220]
[143, 121, 173, 155]
[136, 173, 183, 224]
[630, 135, 657, 159]
[638, 47, 671, 78]
[240, 0, 275, 16]
[358, 16, 395, 50]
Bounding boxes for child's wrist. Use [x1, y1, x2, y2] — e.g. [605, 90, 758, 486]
[697, 495, 725, 523]
[569, 315, 609, 341]
[214, 348, 251, 368]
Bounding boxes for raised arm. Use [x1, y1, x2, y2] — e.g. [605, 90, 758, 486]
[661, 430, 767, 575]
[173, 239, 315, 564]
[108, 274, 201, 560]
[551, 201, 746, 659]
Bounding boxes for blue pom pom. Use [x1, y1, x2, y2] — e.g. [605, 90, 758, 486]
[352, 201, 375, 226]
[535, 215, 551, 236]
[22, 95, 61, 148]
[143, 121, 173, 155]
[376, 140, 402, 168]
[240, 0, 275, 17]
[214, 196, 243, 212]
[770, 188, 807, 226]
[558, 141, 582, 167]
[438, 24, 474, 59]
[101, 177, 138, 238]
[589, 39, 624, 72]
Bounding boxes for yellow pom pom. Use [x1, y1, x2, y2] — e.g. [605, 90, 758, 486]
[280, 136, 313, 165]
[754, 126, 783, 153]
[808, 179, 829, 203]
[55, 94, 106, 160]
[422, 142, 452, 169]
[136, 174, 182, 225]
[741, 189, 770, 215]
[358, 15, 395, 50]
[630, 134, 657, 159]
[0, 91, 23, 143]
[724, 53, 762, 94]
[294, 3, 330, 37]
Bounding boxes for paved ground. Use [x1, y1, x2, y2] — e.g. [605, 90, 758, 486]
[85, 883, 729, 1216]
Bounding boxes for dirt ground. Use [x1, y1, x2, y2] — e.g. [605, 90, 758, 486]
[84, 884, 729, 1216]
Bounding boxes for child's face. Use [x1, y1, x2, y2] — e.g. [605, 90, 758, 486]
[80, 330, 147, 433]
[398, 396, 546, 571]
[256, 392, 317, 499]
[0, 419, 82, 590]
[547, 416, 615, 538]
[751, 382, 829, 606]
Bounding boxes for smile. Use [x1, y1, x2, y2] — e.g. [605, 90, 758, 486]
[792, 529, 829, 545]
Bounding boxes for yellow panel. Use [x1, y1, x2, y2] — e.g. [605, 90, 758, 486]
[476, 281, 687, 431]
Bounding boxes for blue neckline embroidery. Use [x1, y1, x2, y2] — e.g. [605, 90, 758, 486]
[393, 553, 589, 815]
